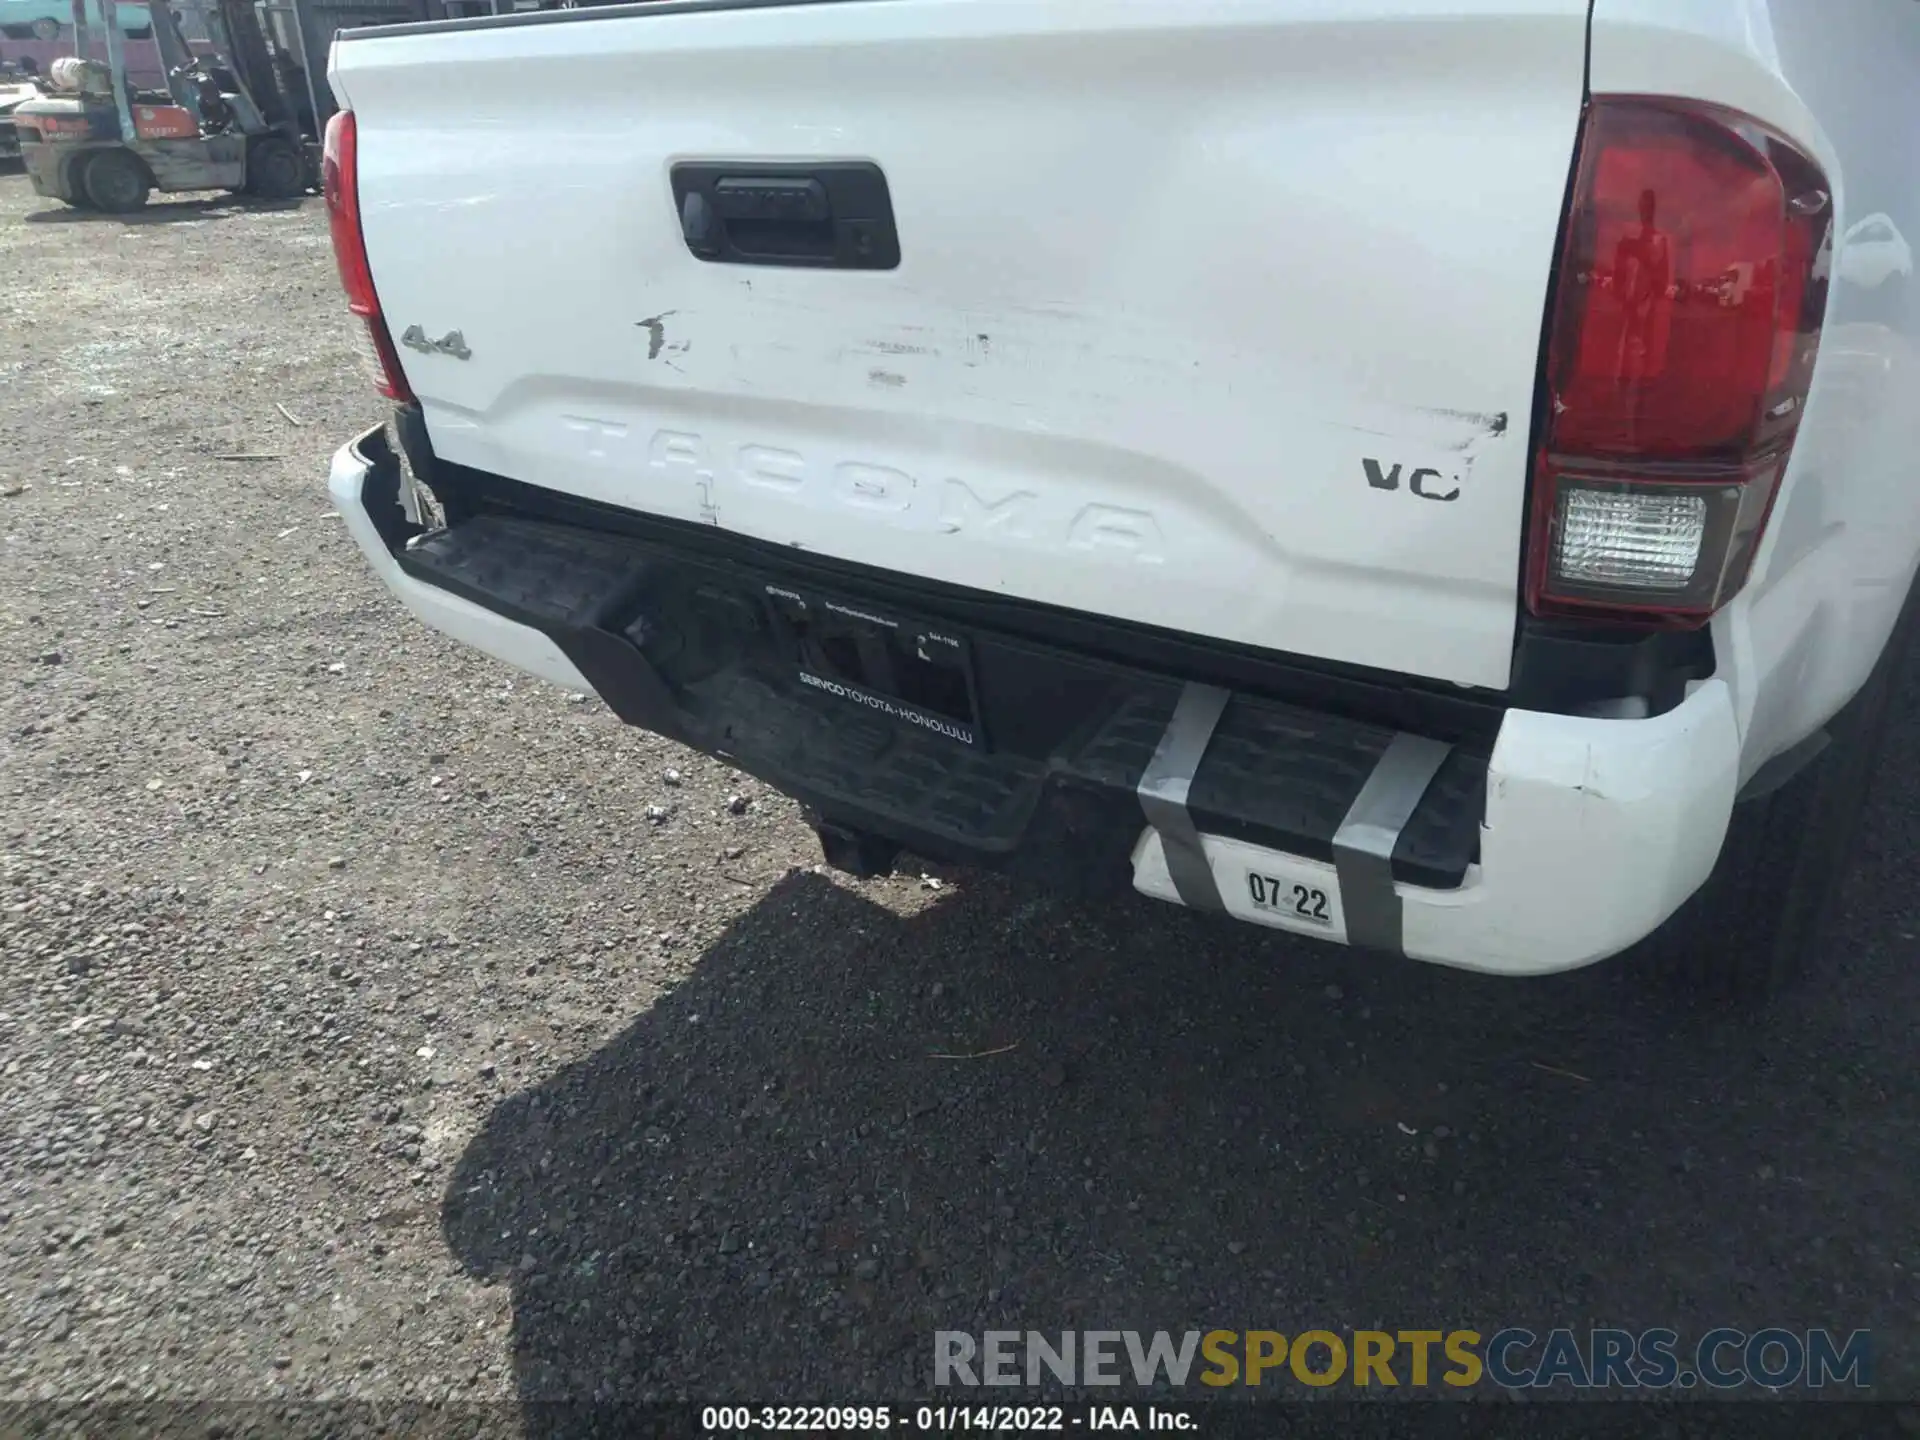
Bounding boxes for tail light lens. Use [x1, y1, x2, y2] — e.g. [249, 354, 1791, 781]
[321, 109, 414, 404]
[1527, 96, 1832, 623]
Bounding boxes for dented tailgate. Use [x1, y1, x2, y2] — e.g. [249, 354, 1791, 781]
[329, 0, 1592, 690]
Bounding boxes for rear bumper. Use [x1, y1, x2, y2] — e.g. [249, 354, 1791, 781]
[331, 427, 1740, 977]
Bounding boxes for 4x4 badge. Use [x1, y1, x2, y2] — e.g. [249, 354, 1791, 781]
[399, 325, 472, 361]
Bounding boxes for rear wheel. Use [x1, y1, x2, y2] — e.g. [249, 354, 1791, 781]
[244, 138, 304, 199]
[1652, 577, 1917, 1002]
[81, 148, 149, 213]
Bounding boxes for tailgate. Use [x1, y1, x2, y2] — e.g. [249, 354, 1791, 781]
[330, 0, 1591, 690]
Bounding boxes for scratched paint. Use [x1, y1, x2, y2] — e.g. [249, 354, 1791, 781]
[636, 311, 677, 360]
[1420, 405, 1509, 437]
[1335, 401, 1512, 453]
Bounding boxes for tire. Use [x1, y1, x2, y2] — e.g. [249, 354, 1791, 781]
[1650, 576, 1918, 1002]
[30, 16, 61, 40]
[64, 155, 100, 209]
[244, 138, 303, 200]
[81, 148, 149, 213]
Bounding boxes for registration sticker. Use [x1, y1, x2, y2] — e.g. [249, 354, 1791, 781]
[1131, 830, 1349, 943]
[1244, 871, 1335, 927]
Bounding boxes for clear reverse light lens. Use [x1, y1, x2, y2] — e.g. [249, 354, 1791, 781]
[1553, 486, 1706, 591]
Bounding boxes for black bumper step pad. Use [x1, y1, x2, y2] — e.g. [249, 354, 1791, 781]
[400, 514, 648, 630]
[682, 669, 1049, 853]
[1060, 690, 1485, 889]
[397, 512, 1487, 887]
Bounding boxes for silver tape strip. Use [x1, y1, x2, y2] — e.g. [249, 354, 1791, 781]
[1332, 734, 1452, 954]
[1137, 684, 1232, 912]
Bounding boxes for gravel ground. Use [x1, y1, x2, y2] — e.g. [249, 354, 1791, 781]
[2, 170, 1918, 1423]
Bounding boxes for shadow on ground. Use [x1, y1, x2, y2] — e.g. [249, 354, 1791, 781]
[443, 689, 1920, 1429]
[20, 193, 308, 225]
[440, 887, 1917, 1413]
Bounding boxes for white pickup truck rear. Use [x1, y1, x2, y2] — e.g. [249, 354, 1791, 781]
[324, 0, 1920, 999]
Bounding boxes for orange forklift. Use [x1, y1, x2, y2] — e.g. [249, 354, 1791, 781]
[10, 0, 317, 211]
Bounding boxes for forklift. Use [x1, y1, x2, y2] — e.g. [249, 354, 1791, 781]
[10, 0, 320, 211]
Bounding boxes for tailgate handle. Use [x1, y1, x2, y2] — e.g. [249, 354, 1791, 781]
[712, 176, 829, 222]
[671, 161, 900, 270]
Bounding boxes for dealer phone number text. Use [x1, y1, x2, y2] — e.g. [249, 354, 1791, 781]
[702, 1405, 1070, 1432]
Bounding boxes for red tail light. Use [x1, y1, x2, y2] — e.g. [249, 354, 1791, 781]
[1527, 96, 1832, 624]
[322, 110, 414, 404]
